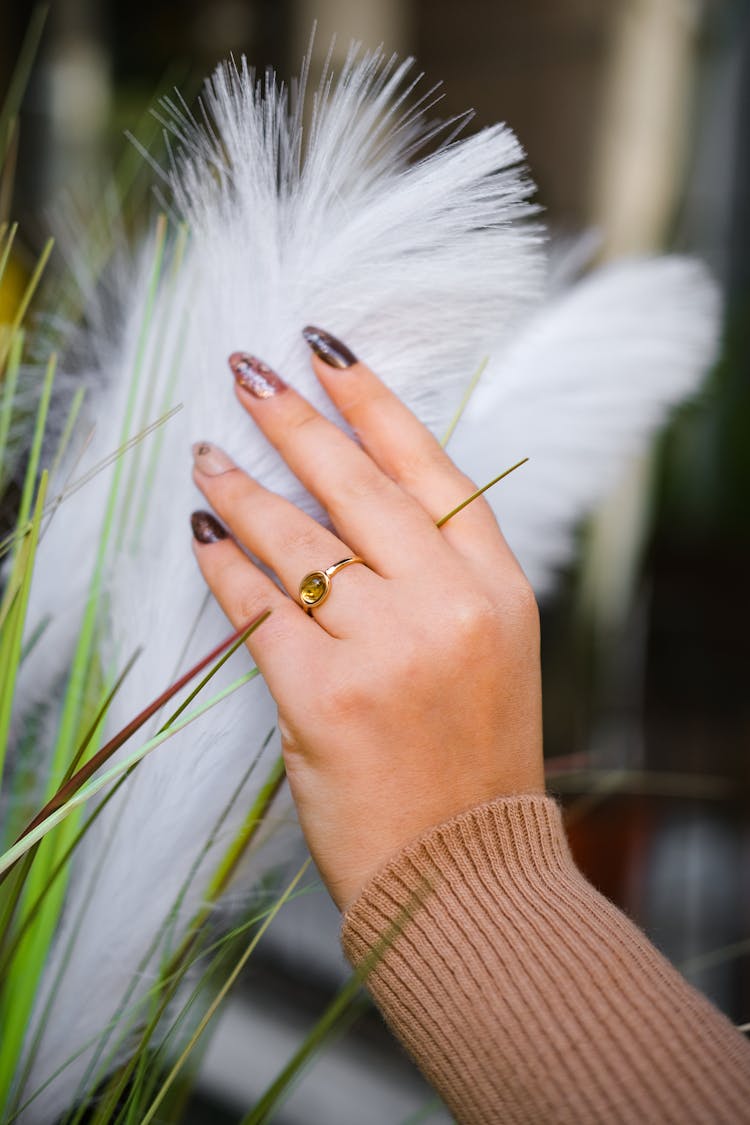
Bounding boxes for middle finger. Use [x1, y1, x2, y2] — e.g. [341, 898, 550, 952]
[228, 352, 450, 577]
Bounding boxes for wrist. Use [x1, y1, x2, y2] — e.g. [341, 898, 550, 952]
[341, 789, 557, 926]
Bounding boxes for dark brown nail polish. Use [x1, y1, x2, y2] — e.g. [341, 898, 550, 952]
[191, 510, 228, 544]
[302, 326, 358, 369]
[228, 352, 287, 399]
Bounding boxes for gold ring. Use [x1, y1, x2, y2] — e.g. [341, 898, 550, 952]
[299, 557, 366, 614]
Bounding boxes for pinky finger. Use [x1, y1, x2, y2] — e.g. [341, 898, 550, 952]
[190, 511, 325, 695]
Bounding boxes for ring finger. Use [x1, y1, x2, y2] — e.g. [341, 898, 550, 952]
[192, 441, 382, 637]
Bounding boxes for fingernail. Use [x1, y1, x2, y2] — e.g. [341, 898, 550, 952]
[192, 441, 235, 476]
[191, 510, 228, 544]
[302, 326, 358, 369]
[229, 352, 287, 399]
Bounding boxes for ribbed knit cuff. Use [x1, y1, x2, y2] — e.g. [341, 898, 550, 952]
[341, 795, 750, 1125]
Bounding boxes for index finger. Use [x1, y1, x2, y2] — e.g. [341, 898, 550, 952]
[228, 351, 445, 578]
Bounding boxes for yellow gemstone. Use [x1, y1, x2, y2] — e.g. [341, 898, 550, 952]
[300, 572, 328, 605]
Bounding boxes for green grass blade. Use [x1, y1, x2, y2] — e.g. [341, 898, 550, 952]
[0, 5, 49, 170]
[5, 888, 314, 1124]
[3, 658, 262, 1117]
[68, 745, 279, 1122]
[0, 120, 18, 225]
[61, 648, 142, 782]
[204, 752, 286, 902]
[240, 975, 369, 1125]
[18, 612, 50, 663]
[0, 473, 50, 1107]
[0, 221, 18, 287]
[4, 613, 267, 879]
[0, 349, 56, 795]
[114, 213, 167, 544]
[0, 851, 38, 962]
[440, 355, 488, 448]
[123, 221, 189, 549]
[39, 384, 85, 526]
[14, 352, 57, 545]
[0, 402, 184, 563]
[82, 742, 275, 1123]
[0, 667, 262, 876]
[0, 571, 23, 640]
[0, 771, 126, 981]
[435, 457, 529, 528]
[0, 326, 23, 496]
[3, 216, 176, 1106]
[46, 403, 182, 516]
[140, 860, 312, 1125]
[7, 615, 267, 1118]
[241, 879, 436, 1123]
[131, 311, 189, 552]
[0, 469, 49, 792]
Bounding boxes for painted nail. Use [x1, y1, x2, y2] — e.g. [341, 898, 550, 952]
[302, 325, 358, 369]
[191, 510, 228, 544]
[192, 441, 235, 476]
[228, 352, 287, 399]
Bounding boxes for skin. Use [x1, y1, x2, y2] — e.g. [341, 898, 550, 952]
[192, 345, 545, 912]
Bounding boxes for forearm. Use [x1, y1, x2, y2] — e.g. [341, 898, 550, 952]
[341, 794, 750, 1124]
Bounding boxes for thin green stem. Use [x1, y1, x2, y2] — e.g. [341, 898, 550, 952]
[241, 976, 369, 1124]
[0, 471, 48, 792]
[440, 356, 487, 448]
[0, 6, 48, 169]
[0, 221, 18, 288]
[243, 869, 438, 1122]
[115, 214, 168, 545]
[140, 860, 312, 1125]
[3, 891, 313, 1123]
[0, 404, 184, 561]
[14, 353, 57, 546]
[435, 457, 529, 528]
[0, 666, 262, 876]
[68, 742, 281, 1122]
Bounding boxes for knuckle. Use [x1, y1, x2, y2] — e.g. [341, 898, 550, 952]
[396, 439, 447, 486]
[233, 588, 268, 626]
[284, 408, 324, 443]
[449, 590, 493, 637]
[320, 674, 368, 721]
[338, 466, 392, 505]
[284, 524, 327, 561]
[452, 467, 481, 498]
[442, 578, 539, 651]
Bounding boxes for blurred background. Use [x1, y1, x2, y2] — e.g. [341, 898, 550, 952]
[1, 0, 749, 1121]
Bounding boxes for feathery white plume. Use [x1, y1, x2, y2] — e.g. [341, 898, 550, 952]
[451, 256, 719, 592]
[13, 44, 718, 1121]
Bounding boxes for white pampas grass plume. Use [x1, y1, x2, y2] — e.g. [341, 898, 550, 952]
[13, 43, 719, 1121]
[450, 255, 720, 593]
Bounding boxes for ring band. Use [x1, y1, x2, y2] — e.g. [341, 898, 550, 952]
[299, 556, 366, 614]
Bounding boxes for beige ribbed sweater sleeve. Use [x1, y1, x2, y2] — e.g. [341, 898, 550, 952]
[341, 795, 750, 1124]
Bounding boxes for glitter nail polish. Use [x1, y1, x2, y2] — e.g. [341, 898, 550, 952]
[228, 352, 287, 398]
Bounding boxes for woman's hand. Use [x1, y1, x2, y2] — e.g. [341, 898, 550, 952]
[191, 328, 544, 911]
